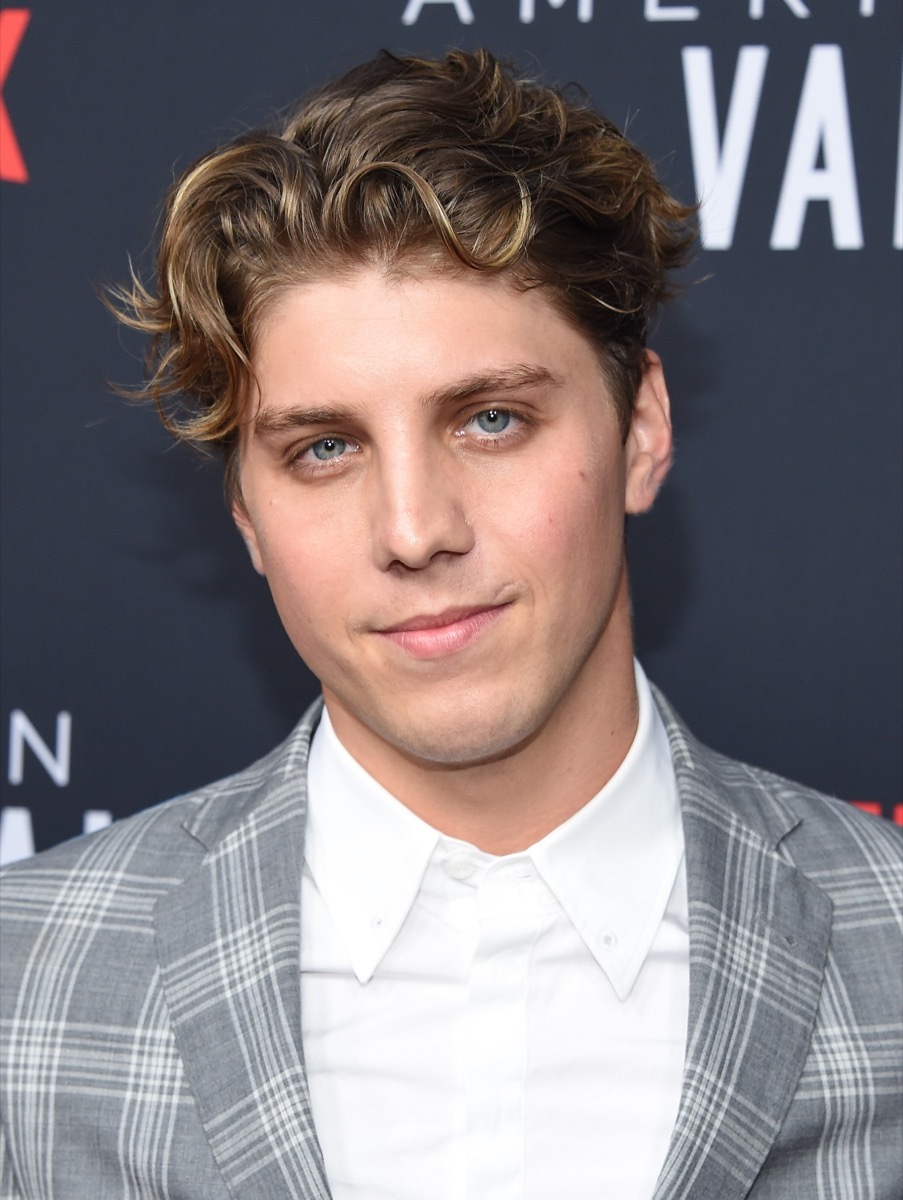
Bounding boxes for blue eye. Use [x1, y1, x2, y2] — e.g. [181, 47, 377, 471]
[474, 409, 512, 434]
[310, 436, 347, 461]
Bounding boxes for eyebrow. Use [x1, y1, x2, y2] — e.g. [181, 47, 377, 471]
[251, 363, 562, 437]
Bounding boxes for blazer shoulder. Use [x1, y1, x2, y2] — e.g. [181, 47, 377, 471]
[0, 703, 321, 984]
[708, 747, 900, 874]
[652, 683, 902, 900]
[1, 700, 321, 882]
[708, 742, 898, 857]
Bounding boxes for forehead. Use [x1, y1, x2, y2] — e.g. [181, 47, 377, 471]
[249, 266, 607, 415]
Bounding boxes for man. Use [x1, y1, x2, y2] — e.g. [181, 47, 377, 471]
[1, 48, 900, 1200]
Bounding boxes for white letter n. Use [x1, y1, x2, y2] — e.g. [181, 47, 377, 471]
[7, 710, 72, 786]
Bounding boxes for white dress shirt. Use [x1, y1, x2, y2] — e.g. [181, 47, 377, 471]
[300, 663, 688, 1199]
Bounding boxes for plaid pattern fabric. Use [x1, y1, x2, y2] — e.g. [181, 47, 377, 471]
[2, 694, 901, 1199]
[1, 725, 329, 1200]
[651, 688, 902, 1199]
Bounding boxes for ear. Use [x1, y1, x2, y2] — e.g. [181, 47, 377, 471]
[624, 350, 673, 515]
[231, 501, 266, 575]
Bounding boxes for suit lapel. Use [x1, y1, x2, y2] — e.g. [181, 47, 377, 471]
[152, 686, 834, 1199]
[652, 697, 833, 1200]
[155, 710, 331, 1200]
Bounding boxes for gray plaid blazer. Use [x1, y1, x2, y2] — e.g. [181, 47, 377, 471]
[2, 691, 901, 1199]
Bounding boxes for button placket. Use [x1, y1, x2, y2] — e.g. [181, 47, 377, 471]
[460, 861, 543, 1197]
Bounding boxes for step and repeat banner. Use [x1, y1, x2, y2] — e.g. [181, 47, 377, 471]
[2, 0, 901, 862]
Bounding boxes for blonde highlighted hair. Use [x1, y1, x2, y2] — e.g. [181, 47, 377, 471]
[110, 49, 695, 490]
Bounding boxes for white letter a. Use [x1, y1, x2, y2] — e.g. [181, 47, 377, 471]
[771, 45, 863, 249]
[401, 0, 475, 24]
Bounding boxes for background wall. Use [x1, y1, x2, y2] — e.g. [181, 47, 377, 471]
[2, 0, 901, 863]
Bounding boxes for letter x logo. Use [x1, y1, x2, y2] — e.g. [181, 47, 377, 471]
[1, 9, 30, 183]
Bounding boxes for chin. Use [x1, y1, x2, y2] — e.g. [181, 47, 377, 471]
[374, 699, 547, 769]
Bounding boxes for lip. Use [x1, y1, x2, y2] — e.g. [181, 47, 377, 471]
[375, 604, 509, 659]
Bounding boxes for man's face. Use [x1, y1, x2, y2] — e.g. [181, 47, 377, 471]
[234, 268, 670, 774]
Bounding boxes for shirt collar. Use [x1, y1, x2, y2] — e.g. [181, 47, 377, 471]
[528, 663, 684, 999]
[305, 709, 439, 983]
[305, 662, 683, 995]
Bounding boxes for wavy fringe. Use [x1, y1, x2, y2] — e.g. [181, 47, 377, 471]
[106, 48, 696, 460]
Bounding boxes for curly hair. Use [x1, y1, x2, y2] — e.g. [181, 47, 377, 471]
[109, 49, 695, 493]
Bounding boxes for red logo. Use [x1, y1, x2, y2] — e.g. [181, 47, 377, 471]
[851, 801, 903, 827]
[1, 9, 30, 183]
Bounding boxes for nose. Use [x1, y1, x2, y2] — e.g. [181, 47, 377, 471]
[370, 448, 474, 571]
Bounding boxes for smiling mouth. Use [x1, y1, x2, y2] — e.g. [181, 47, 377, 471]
[375, 604, 510, 658]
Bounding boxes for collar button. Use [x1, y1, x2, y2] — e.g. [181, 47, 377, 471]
[444, 853, 476, 881]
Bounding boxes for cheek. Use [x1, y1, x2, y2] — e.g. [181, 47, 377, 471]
[254, 515, 352, 629]
[519, 459, 623, 557]
[264, 566, 352, 681]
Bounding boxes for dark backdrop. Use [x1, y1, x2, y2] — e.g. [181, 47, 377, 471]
[2, 0, 901, 863]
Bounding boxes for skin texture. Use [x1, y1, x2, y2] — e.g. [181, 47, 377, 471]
[233, 268, 672, 852]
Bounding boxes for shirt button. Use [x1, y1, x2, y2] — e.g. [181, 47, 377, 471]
[444, 853, 476, 881]
[601, 930, 618, 950]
